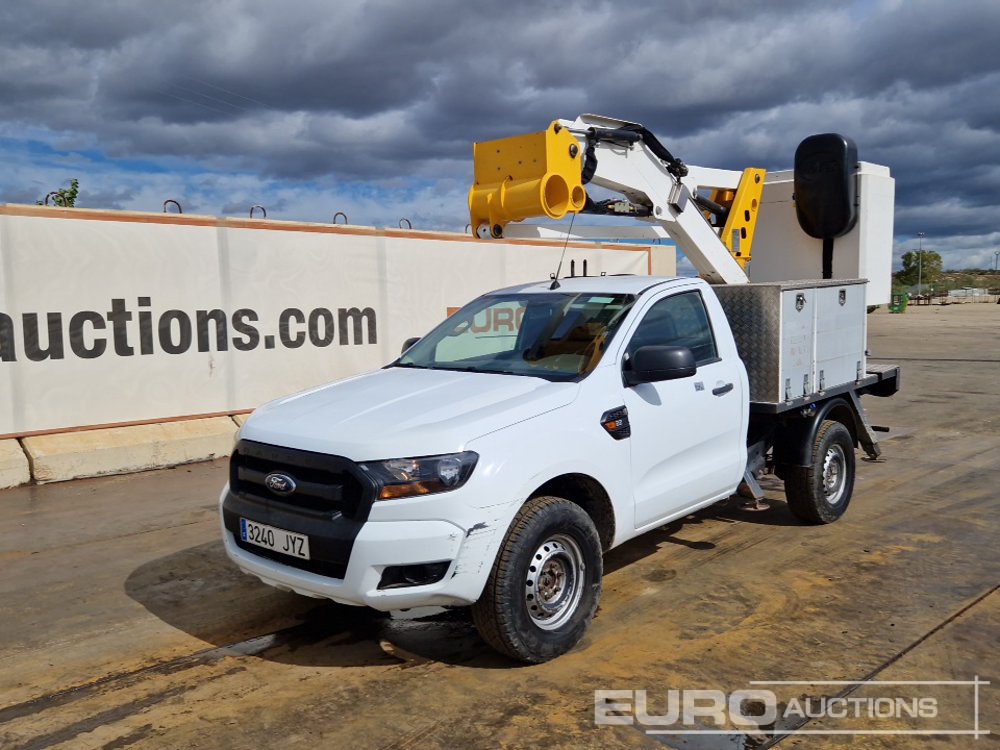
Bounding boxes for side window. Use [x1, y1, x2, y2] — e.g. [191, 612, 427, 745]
[626, 291, 718, 365]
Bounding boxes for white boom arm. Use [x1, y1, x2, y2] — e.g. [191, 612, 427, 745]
[559, 115, 748, 284]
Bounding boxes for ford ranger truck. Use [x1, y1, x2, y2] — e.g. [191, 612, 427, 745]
[221, 274, 898, 662]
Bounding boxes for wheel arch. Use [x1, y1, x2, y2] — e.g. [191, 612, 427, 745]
[528, 473, 616, 552]
[773, 397, 860, 468]
[822, 400, 860, 445]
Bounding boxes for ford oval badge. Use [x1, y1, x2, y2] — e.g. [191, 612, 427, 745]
[264, 472, 297, 496]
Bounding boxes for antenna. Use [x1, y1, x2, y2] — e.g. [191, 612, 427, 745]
[549, 211, 577, 290]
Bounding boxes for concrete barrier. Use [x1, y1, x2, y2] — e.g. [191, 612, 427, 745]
[22, 417, 237, 484]
[0, 439, 30, 489]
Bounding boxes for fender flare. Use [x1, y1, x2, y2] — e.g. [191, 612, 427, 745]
[772, 397, 861, 468]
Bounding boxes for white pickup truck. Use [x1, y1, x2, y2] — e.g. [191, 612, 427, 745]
[221, 273, 899, 662]
[222, 115, 901, 661]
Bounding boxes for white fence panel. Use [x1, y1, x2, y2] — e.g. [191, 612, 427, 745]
[0, 206, 652, 436]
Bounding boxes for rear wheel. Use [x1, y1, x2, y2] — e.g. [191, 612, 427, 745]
[784, 419, 855, 524]
[471, 496, 602, 663]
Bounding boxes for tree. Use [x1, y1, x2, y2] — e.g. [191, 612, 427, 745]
[895, 249, 942, 287]
[37, 179, 79, 207]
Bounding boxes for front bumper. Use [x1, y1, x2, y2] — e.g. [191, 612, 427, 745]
[221, 487, 498, 610]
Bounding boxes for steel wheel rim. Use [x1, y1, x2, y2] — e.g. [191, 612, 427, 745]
[822, 444, 847, 505]
[524, 533, 585, 630]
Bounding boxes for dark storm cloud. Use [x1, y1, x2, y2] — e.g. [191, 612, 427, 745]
[0, 0, 998, 264]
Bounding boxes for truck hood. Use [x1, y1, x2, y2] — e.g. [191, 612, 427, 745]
[240, 366, 578, 460]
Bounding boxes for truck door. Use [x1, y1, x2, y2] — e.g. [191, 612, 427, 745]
[622, 289, 745, 529]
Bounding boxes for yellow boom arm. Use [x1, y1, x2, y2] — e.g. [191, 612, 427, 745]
[468, 121, 587, 239]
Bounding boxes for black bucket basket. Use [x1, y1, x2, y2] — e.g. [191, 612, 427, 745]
[794, 133, 859, 279]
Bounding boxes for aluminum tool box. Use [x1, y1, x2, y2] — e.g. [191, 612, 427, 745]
[713, 279, 869, 407]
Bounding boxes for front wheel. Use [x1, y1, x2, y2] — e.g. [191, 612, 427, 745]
[471, 496, 602, 663]
[783, 420, 856, 524]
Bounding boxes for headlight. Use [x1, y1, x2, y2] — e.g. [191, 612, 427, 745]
[359, 451, 479, 500]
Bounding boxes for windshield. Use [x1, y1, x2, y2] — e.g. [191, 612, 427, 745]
[396, 291, 636, 381]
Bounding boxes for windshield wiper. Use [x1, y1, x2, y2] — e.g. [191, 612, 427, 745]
[393, 362, 496, 374]
[436, 365, 492, 373]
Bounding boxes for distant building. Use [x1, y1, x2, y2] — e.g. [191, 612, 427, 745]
[947, 287, 988, 298]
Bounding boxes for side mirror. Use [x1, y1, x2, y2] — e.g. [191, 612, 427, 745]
[624, 345, 696, 386]
[401, 336, 420, 354]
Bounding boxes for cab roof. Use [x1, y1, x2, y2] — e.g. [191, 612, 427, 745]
[490, 275, 694, 297]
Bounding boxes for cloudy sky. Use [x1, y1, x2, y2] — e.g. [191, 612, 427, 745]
[1, 0, 998, 270]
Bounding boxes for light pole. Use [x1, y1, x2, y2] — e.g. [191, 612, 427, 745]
[994, 251, 1000, 304]
[916, 232, 925, 299]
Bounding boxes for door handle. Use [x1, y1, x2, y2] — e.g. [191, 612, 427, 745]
[712, 382, 734, 396]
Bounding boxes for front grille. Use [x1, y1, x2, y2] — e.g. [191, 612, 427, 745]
[230, 440, 372, 518]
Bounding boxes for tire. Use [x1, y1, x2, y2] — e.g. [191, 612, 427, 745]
[784, 419, 856, 524]
[471, 496, 603, 663]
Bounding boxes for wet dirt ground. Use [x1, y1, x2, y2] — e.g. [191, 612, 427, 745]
[1, 302, 997, 749]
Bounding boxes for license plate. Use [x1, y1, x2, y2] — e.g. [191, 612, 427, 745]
[240, 518, 310, 560]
